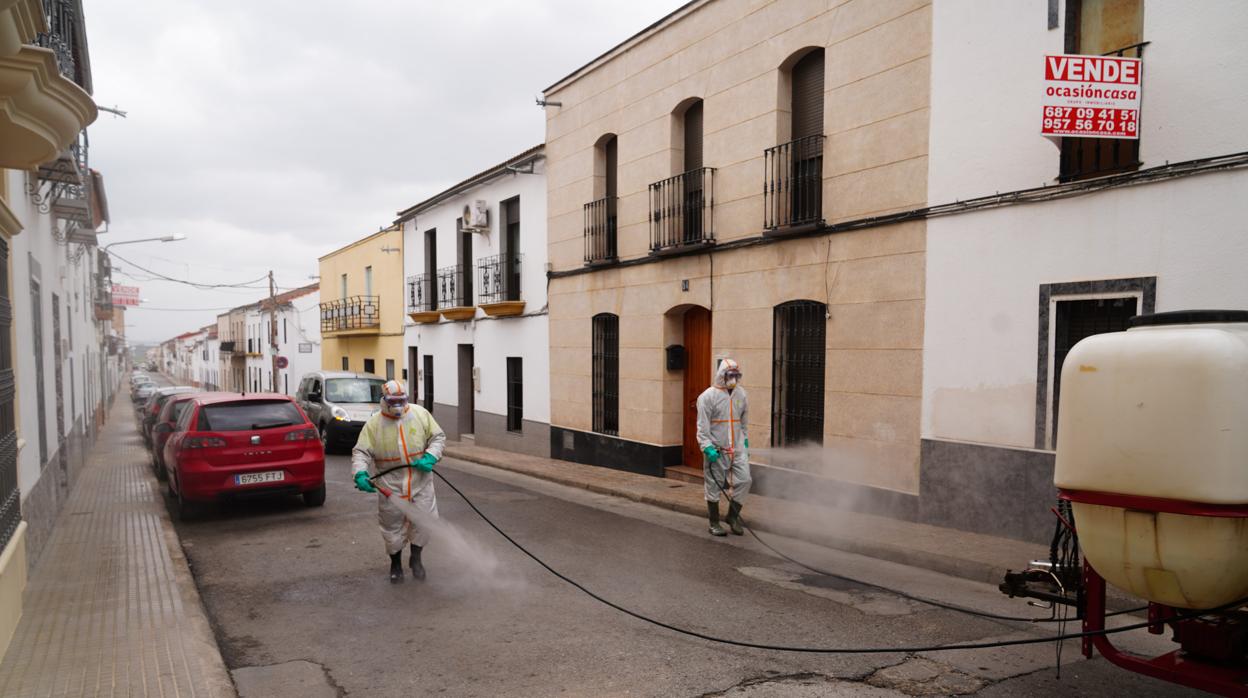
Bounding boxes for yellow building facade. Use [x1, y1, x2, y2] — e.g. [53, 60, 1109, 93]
[318, 226, 406, 381]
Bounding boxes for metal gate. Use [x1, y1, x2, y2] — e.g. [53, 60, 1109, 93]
[772, 300, 826, 446]
[592, 314, 619, 436]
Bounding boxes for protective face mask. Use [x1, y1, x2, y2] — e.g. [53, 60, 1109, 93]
[725, 377, 739, 389]
[382, 397, 407, 418]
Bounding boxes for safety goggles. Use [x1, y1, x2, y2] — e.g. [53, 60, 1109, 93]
[723, 369, 742, 381]
[382, 395, 408, 408]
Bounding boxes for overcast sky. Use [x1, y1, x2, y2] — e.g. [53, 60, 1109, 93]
[88, 0, 684, 342]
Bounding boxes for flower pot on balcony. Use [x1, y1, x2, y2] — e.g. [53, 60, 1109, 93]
[439, 306, 476, 322]
[480, 301, 525, 318]
[408, 311, 440, 324]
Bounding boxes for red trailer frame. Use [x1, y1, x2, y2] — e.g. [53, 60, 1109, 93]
[1062, 489, 1248, 696]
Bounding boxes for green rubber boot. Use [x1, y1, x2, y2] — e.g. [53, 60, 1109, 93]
[727, 500, 745, 536]
[707, 501, 727, 537]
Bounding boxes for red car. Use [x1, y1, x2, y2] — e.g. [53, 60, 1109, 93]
[151, 393, 202, 481]
[162, 393, 325, 519]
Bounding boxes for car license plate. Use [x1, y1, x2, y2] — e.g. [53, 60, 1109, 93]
[235, 471, 284, 486]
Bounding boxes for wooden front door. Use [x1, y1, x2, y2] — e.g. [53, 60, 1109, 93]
[682, 307, 712, 469]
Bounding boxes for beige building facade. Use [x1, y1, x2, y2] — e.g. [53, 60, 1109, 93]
[543, 0, 931, 513]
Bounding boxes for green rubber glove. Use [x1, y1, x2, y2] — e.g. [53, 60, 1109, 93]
[744, 438, 749, 449]
[353, 471, 376, 493]
[415, 453, 437, 473]
[702, 445, 720, 463]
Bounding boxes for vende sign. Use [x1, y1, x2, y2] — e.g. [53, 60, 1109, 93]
[111, 284, 140, 306]
[1041, 54, 1141, 139]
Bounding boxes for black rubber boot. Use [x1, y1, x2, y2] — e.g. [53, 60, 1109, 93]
[727, 500, 744, 536]
[707, 501, 727, 537]
[410, 544, 426, 581]
[389, 552, 404, 584]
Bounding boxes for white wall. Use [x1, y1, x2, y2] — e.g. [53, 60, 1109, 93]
[401, 156, 550, 423]
[923, 0, 1248, 452]
[923, 170, 1248, 449]
[7, 169, 115, 497]
[929, 0, 1248, 204]
[280, 290, 321, 396]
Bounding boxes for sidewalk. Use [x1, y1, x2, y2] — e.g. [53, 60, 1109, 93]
[0, 399, 234, 696]
[444, 441, 1048, 585]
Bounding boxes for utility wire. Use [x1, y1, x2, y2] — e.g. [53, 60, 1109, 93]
[431, 468, 1242, 654]
[108, 250, 270, 289]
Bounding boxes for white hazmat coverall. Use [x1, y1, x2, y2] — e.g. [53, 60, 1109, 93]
[351, 404, 446, 554]
[696, 361, 751, 503]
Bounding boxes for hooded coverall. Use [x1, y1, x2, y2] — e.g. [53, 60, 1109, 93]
[351, 403, 446, 554]
[696, 362, 751, 503]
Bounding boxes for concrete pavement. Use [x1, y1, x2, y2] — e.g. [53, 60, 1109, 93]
[443, 440, 1048, 586]
[0, 391, 234, 697]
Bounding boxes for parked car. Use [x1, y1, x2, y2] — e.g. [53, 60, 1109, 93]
[150, 393, 201, 481]
[141, 387, 197, 448]
[295, 371, 384, 454]
[132, 382, 158, 404]
[163, 392, 325, 519]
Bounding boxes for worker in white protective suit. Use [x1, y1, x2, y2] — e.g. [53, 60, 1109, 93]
[696, 358, 751, 536]
[351, 380, 446, 583]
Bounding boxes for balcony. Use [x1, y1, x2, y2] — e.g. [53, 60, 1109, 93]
[406, 273, 439, 324]
[477, 253, 524, 317]
[0, 1, 96, 170]
[763, 134, 825, 234]
[437, 265, 474, 321]
[319, 296, 380, 336]
[583, 195, 617, 266]
[649, 167, 715, 255]
[1059, 43, 1147, 182]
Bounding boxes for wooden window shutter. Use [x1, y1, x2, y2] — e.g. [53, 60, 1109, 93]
[791, 50, 825, 141]
[683, 101, 703, 172]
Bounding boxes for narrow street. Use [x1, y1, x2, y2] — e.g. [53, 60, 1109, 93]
[170, 448, 1196, 697]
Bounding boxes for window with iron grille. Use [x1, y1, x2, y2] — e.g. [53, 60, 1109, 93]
[592, 314, 619, 436]
[506, 357, 523, 433]
[423, 355, 434, 411]
[341, 356, 349, 371]
[772, 300, 826, 446]
[0, 238, 19, 552]
[1051, 296, 1137, 446]
[1060, 0, 1143, 181]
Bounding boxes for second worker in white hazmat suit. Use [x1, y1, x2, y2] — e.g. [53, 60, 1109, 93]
[696, 358, 751, 536]
[351, 380, 446, 583]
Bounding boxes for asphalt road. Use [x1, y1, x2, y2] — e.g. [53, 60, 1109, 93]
[166, 446, 1201, 697]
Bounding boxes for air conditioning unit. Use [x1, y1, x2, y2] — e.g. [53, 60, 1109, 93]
[463, 200, 489, 232]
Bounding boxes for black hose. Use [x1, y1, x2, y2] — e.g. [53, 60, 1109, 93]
[701, 467, 1146, 624]
[433, 469, 1241, 654]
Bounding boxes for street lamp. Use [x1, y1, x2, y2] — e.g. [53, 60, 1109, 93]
[101, 234, 186, 253]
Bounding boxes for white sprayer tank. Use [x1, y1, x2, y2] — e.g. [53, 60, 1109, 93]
[1053, 310, 1248, 610]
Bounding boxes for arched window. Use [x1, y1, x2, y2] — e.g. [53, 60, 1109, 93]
[585, 135, 618, 263]
[772, 300, 826, 446]
[592, 313, 619, 435]
[767, 48, 825, 230]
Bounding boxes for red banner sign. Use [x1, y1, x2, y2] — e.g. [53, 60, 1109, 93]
[111, 284, 140, 306]
[1041, 54, 1141, 139]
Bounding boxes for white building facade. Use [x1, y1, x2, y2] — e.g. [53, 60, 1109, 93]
[399, 146, 550, 456]
[243, 284, 320, 396]
[920, 0, 1248, 541]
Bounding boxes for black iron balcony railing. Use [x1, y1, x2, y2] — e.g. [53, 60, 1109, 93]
[1059, 42, 1147, 182]
[584, 196, 617, 265]
[649, 167, 715, 253]
[406, 273, 436, 313]
[764, 134, 825, 230]
[437, 265, 472, 308]
[319, 296, 380, 333]
[33, 0, 79, 84]
[478, 253, 523, 305]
